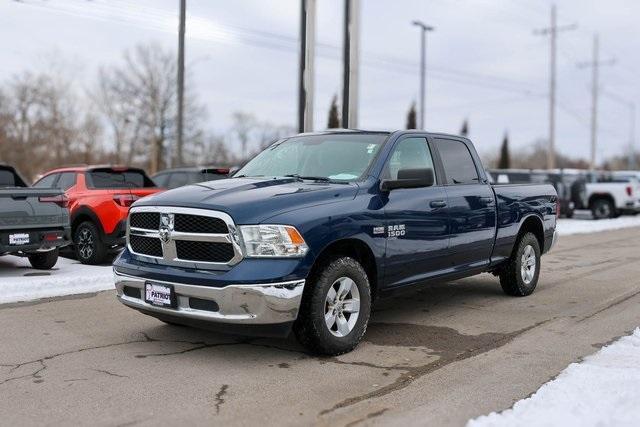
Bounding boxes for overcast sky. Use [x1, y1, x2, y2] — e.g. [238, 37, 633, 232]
[1, 0, 638, 162]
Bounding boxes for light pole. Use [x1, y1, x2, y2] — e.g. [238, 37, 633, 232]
[412, 20, 434, 130]
[176, 0, 186, 168]
[298, 0, 316, 133]
[342, 0, 360, 129]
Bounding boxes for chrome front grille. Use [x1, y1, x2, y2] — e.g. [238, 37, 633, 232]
[127, 206, 243, 268]
[129, 212, 160, 230]
[174, 214, 228, 234]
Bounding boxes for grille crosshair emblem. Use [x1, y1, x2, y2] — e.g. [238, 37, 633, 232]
[158, 213, 174, 244]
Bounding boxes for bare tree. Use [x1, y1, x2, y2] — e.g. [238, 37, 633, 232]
[0, 70, 105, 180]
[96, 43, 206, 173]
[231, 112, 257, 161]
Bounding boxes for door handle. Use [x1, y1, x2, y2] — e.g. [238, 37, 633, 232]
[430, 200, 447, 208]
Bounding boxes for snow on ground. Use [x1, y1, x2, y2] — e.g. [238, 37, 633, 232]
[557, 214, 640, 236]
[467, 328, 640, 427]
[0, 255, 113, 304]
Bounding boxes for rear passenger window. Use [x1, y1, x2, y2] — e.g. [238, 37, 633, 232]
[56, 172, 76, 190]
[153, 173, 170, 187]
[167, 172, 189, 189]
[434, 139, 479, 184]
[33, 174, 58, 188]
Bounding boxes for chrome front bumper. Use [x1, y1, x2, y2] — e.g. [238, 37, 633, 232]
[114, 270, 305, 325]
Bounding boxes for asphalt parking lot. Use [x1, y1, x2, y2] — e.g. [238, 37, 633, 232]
[2, 227, 640, 427]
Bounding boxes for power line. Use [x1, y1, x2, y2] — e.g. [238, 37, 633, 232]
[12, 0, 545, 99]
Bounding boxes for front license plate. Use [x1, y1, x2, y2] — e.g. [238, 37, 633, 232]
[144, 282, 175, 308]
[9, 233, 30, 245]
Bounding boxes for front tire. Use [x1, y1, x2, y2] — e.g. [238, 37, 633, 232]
[28, 248, 59, 270]
[294, 257, 372, 356]
[499, 232, 541, 297]
[74, 221, 107, 265]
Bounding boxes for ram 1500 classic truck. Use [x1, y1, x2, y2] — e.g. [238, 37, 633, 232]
[0, 164, 71, 269]
[113, 131, 559, 355]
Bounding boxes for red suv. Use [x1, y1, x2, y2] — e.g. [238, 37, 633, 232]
[34, 166, 163, 264]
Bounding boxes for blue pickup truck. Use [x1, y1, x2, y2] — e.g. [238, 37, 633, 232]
[113, 130, 558, 355]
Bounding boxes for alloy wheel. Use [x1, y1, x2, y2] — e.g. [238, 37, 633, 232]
[520, 244, 536, 284]
[77, 229, 94, 260]
[324, 277, 361, 337]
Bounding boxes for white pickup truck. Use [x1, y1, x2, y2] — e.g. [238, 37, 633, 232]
[585, 172, 640, 219]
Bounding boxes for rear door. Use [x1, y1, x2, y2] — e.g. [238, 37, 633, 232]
[433, 138, 496, 270]
[383, 136, 450, 288]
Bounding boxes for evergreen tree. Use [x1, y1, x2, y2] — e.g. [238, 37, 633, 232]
[327, 95, 340, 128]
[406, 102, 417, 129]
[460, 119, 469, 136]
[498, 132, 511, 169]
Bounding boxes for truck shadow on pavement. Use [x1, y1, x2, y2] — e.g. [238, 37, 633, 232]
[139, 275, 510, 356]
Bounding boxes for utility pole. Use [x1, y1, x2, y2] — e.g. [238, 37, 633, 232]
[534, 4, 576, 169]
[412, 21, 434, 130]
[578, 34, 615, 170]
[298, 0, 316, 133]
[342, 0, 360, 128]
[176, 0, 186, 167]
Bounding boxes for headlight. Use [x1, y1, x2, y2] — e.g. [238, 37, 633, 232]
[239, 225, 309, 257]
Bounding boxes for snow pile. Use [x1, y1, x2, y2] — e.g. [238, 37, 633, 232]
[0, 255, 114, 304]
[468, 328, 640, 427]
[557, 215, 640, 236]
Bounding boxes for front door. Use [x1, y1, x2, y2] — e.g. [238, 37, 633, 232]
[382, 136, 450, 289]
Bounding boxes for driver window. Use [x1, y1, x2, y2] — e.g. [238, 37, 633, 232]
[387, 137, 435, 180]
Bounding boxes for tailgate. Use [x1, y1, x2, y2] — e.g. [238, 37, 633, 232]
[0, 188, 66, 231]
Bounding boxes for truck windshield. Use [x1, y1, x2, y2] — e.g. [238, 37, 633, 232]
[236, 133, 388, 181]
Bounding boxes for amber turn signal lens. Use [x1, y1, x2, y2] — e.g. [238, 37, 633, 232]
[285, 226, 305, 245]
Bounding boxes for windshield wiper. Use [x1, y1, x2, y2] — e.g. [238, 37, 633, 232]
[284, 174, 331, 182]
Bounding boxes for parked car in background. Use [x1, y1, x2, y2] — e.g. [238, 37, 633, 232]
[114, 130, 558, 355]
[152, 166, 230, 189]
[487, 169, 587, 218]
[585, 172, 640, 219]
[0, 164, 71, 269]
[33, 166, 163, 264]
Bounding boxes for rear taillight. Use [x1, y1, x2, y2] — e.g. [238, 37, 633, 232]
[42, 231, 63, 242]
[39, 195, 69, 208]
[626, 186, 633, 197]
[113, 194, 139, 207]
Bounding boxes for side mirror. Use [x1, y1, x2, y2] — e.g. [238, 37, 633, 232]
[380, 168, 435, 191]
[228, 166, 240, 177]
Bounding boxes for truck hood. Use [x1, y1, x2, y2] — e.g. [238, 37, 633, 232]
[133, 177, 359, 224]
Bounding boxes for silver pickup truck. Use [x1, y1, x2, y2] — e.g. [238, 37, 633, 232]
[0, 165, 71, 269]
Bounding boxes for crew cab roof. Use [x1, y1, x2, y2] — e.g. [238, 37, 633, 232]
[42, 165, 148, 174]
[289, 129, 467, 140]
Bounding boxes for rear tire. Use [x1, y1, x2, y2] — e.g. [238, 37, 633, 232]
[294, 257, 371, 356]
[591, 198, 616, 219]
[74, 221, 107, 265]
[499, 232, 541, 297]
[28, 248, 59, 270]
